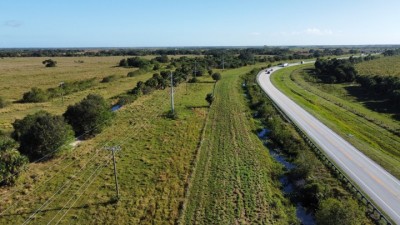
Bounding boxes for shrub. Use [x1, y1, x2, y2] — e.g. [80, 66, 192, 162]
[21, 87, 49, 103]
[188, 77, 198, 83]
[212, 72, 221, 82]
[12, 111, 74, 161]
[205, 93, 214, 106]
[42, 59, 57, 67]
[0, 145, 28, 185]
[127, 69, 146, 77]
[316, 198, 363, 225]
[64, 94, 113, 138]
[101, 75, 118, 83]
[0, 96, 8, 108]
[116, 94, 139, 106]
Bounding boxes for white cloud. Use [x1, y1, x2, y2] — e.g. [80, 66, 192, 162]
[4, 20, 23, 28]
[250, 32, 261, 36]
[304, 28, 333, 36]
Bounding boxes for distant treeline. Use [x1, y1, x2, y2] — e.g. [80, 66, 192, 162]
[382, 48, 400, 56]
[0, 47, 360, 58]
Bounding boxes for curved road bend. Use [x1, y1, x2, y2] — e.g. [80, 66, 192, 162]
[257, 63, 400, 224]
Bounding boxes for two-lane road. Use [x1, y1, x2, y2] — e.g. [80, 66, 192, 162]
[257, 63, 400, 224]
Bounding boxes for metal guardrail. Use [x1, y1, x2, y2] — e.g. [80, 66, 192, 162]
[257, 71, 393, 225]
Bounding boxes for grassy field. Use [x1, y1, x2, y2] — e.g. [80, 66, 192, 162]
[0, 74, 214, 224]
[356, 55, 400, 77]
[271, 65, 400, 179]
[0, 57, 154, 132]
[182, 66, 297, 224]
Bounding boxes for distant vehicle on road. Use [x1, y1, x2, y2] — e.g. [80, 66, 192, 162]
[301, 61, 304, 64]
[281, 63, 289, 67]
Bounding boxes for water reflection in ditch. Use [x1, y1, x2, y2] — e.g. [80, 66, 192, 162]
[257, 128, 315, 225]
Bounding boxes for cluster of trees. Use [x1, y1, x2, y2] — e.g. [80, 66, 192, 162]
[119, 57, 152, 69]
[314, 58, 357, 83]
[117, 70, 186, 106]
[1, 94, 112, 186]
[357, 75, 400, 104]
[42, 59, 57, 67]
[348, 54, 379, 63]
[383, 48, 400, 56]
[21, 78, 96, 103]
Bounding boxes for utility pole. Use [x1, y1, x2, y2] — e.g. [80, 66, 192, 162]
[170, 71, 175, 114]
[59, 82, 65, 106]
[194, 59, 197, 79]
[105, 146, 121, 200]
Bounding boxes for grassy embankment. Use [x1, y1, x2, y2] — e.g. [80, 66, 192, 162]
[0, 73, 214, 224]
[182, 66, 297, 224]
[270, 64, 400, 179]
[0, 57, 154, 132]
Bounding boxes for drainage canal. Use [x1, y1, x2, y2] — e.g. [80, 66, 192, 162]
[257, 128, 315, 225]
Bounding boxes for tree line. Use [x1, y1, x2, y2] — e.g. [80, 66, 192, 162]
[314, 56, 400, 105]
[20, 78, 96, 103]
[314, 58, 358, 83]
[0, 47, 362, 58]
[357, 75, 400, 105]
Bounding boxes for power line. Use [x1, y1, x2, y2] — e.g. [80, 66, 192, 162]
[0, 113, 119, 186]
[0, 117, 136, 216]
[13, 117, 152, 223]
[46, 161, 109, 225]
[2, 93, 164, 223]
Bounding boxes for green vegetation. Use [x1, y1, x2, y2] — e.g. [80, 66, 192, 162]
[21, 87, 49, 103]
[316, 198, 363, 225]
[101, 75, 119, 83]
[211, 72, 221, 82]
[42, 59, 57, 67]
[243, 68, 371, 224]
[271, 65, 400, 178]
[64, 94, 113, 138]
[357, 56, 400, 77]
[0, 96, 8, 108]
[314, 58, 357, 83]
[0, 136, 28, 186]
[182, 66, 297, 224]
[21, 78, 97, 103]
[11, 111, 74, 161]
[0, 73, 213, 224]
[205, 93, 214, 106]
[0, 57, 152, 132]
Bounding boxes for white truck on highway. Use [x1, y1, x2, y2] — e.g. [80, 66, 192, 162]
[281, 63, 289, 67]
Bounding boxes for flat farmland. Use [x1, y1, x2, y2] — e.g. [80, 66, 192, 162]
[0, 57, 151, 131]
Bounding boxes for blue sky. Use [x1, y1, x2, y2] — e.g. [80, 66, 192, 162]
[1, 0, 399, 47]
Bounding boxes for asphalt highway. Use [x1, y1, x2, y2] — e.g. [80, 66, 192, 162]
[257, 62, 400, 224]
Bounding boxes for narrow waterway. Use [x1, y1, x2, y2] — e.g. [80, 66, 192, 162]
[257, 128, 315, 225]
